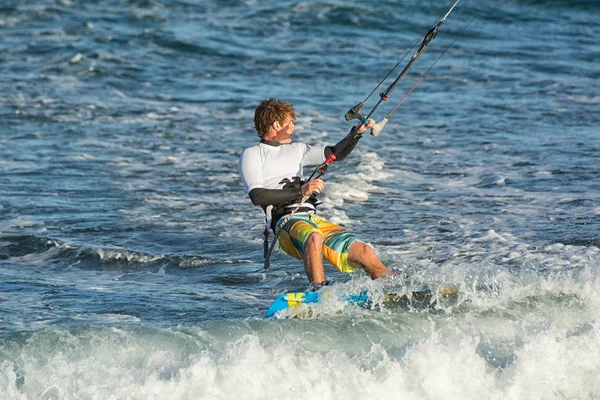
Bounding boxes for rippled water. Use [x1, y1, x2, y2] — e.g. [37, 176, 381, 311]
[1, 0, 599, 398]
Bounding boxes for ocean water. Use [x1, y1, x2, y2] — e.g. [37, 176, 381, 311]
[1, 0, 599, 398]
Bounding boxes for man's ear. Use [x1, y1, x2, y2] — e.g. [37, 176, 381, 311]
[272, 120, 282, 131]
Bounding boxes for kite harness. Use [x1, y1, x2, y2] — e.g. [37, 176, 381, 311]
[263, 153, 337, 269]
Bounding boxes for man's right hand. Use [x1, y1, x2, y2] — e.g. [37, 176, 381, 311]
[302, 179, 324, 197]
[356, 117, 376, 134]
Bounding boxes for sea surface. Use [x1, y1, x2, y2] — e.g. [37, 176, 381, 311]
[1, 0, 599, 398]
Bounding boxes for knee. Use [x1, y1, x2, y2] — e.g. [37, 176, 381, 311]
[305, 232, 323, 249]
[350, 241, 375, 260]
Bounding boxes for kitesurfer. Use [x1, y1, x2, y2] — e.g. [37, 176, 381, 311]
[239, 98, 390, 287]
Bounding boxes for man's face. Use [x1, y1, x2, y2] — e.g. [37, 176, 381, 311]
[281, 117, 296, 135]
[279, 116, 295, 136]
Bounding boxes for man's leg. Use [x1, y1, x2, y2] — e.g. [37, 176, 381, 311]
[303, 232, 326, 283]
[276, 216, 326, 284]
[348, 241, 388, 279]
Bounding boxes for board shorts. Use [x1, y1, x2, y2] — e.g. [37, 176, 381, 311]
[275, 214, 360, 273]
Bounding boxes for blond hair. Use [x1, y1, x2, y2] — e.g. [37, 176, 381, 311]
[253, 98, 296, 138]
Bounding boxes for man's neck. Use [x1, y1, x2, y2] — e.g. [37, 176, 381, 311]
[262, 136, 291, 144]
[260, 138, 282, 147]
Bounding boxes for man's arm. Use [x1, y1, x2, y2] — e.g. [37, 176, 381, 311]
[249, 179, 324, 206]
[325, 119, 374, 161]
[248, 187, 302, 206]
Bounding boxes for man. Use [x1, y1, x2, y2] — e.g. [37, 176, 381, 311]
[239, 98, 389, 287]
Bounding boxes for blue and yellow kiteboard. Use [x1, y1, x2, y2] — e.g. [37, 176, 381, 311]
[266, 285, 459, 318]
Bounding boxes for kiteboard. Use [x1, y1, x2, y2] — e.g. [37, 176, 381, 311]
[265, 284, 459, 318]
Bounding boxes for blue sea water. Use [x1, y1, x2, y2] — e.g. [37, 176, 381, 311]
[1, 0, 599, 398]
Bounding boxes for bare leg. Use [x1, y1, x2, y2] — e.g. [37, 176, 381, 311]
[303, 232, 326, 283]
[348, 241, 388, 279]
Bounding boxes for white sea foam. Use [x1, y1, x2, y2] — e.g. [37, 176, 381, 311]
[565, 95, 600, 105]
[69, 53, 84, 64]
[471, 229, 507, 243]
[0, 216, 46, 233]
[2, 294, 600, 400]
[94, 248, 165, 264]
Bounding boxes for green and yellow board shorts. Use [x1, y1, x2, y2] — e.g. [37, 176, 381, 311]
[276, 214, 359, 273]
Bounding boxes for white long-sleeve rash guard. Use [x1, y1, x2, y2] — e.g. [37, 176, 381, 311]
[238, 126, 362, 219]
[239, 141, 325, 211]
